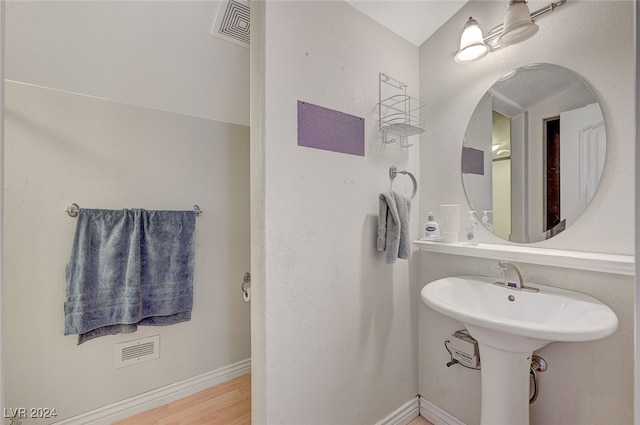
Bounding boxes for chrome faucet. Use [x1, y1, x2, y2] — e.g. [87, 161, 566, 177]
[496, 261, 539, 292]
[498, 261, 523, 289]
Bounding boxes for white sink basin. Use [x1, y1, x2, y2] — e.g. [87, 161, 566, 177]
[421, 275, 618, 348]
[421, 275, 618, 425]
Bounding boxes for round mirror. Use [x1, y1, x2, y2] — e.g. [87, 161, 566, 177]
[461, 63, 606, 243]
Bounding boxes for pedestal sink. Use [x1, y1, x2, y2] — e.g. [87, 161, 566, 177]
[420, 275, 618, 425]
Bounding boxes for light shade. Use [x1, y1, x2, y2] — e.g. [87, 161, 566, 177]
[455, 17, 490, 64]
[497, 0, 539, 47]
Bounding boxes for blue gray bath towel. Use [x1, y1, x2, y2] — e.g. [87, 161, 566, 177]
[377, 191, 411, 264]
[64, 208, 196, 344]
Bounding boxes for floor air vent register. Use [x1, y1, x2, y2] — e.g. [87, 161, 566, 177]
[115, 335, 160, 368]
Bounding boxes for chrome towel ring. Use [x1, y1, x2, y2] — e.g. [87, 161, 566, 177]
[389, 165, 417, 200]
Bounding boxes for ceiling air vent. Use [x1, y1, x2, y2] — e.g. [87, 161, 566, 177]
[115, 335, 160, 369]
[210, 0, 250, 48]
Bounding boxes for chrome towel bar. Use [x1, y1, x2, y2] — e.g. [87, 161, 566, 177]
[66, 203, 203, 217]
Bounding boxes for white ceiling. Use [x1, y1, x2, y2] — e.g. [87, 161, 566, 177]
[348, 1, 468, 46]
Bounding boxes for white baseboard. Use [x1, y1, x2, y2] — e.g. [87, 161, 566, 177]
[419, 396, 467, 425]
[53, 358, 251, 425]
[376, 397, 420, 425]
[52, 361, 465, 425]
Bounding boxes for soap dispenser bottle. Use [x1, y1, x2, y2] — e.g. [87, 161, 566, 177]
[482, 211, 494, 232]
[466, 211, 479, 245]
[424, 212, 440, 239]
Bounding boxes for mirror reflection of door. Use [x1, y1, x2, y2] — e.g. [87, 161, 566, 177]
[545, 117, 561, 232]
[560, 103, 606, 225]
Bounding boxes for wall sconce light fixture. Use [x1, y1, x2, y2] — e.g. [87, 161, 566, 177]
[455, 17, 490, 64]
[455, 0, 567, 64]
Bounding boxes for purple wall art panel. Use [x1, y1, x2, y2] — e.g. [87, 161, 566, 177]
[462, 146, 485, 175]
[297, 100, 365, 156]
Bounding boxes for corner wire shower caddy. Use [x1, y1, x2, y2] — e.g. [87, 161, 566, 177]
[378, 72, 425, 148]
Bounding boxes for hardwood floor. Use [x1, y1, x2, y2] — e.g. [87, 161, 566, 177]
[114, 374, 251, 425]
[408, 416, 434, 425]
[115, 373, 433, 425]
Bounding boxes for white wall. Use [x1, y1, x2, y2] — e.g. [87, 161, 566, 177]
[635, 4, 639, 423]
[418, 1, 634, 424]
[252, 2, 420, 423]
[6, 1, 249, 126]
[0, 1, 5, 417]
[4, 1, 250, 422]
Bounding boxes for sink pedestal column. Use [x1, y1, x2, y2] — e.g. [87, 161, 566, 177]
[478, 343, 532, 425]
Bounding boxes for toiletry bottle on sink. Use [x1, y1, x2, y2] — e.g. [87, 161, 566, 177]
[482, 211, 493, 232]
[466, 211, 479, 245]
[424, 212, 440, 239]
